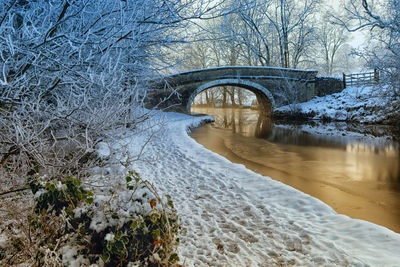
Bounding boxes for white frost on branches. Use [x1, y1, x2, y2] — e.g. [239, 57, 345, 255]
[0, 0, 224, 179]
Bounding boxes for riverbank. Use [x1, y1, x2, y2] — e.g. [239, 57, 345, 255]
[274, 85, 400, 126]
[191, 117, 400, 233]
[113, 111, 400, 266]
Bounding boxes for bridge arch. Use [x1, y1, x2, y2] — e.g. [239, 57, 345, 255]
[186, 78, 276, 112]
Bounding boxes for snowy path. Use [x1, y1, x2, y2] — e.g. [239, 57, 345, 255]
[118, 112, 400, 266]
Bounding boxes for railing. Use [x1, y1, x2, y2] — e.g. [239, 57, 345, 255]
[342, 69, 379, 88]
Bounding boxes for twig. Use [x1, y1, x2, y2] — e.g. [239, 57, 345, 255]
[0, 187, 30, 197]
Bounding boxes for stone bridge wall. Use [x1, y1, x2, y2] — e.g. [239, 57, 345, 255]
[148, 66, 319, 112]
[315, 76, 344, 97]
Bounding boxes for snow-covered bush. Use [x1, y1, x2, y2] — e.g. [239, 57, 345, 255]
[1, 171, 181, 266]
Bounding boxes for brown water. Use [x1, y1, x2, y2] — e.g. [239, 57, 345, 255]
[190, 107, 400, 233]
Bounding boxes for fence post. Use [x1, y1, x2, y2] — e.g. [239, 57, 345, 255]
[342, 72, 346, 88]
[374, 69, 379, 83]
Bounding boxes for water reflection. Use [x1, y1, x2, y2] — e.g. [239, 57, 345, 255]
[191, 107, 400, 233]
[192, 107, 274, 138]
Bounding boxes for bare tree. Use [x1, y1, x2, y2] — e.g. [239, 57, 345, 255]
[335, 0, 400, 96]
[317, 19, 348, 75]
[268, 0, 321, 68]
[235, 0, 273, 66]
[185, 42, 211, 69]
[224, 0, 320, 68]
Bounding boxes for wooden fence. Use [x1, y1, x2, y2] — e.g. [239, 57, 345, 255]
[342, 69, 379, 88]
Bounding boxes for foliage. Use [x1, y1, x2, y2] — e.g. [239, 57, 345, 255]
[29, 176, 94, 216]
[2, 172, 182, 266]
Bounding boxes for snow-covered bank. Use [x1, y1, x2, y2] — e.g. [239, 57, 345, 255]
[275, 85, 400, 125]
[108, 111, 400, 266]
[273, 121, 399, 148]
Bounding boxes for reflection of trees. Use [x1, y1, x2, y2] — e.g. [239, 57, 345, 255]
[208, 108, 273, 138]
[222, 109, 229, 128]
[256, 94, 273, 115]
[231, 109, 236, 133]
[193, 87, 257, 107]
[255, 111, 274, 138]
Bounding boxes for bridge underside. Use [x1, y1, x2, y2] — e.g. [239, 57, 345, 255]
[185, 79, 274, 113]
[149, 79, 314, 113]
[148, 66, 318, 112]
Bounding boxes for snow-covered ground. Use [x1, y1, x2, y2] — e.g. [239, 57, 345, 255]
[276, 85, 399, 125]
[100, 111, 400, 266]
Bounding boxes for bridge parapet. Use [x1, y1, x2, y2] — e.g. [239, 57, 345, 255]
[148, 66, 319, 112]
[164, 66, 317, 87]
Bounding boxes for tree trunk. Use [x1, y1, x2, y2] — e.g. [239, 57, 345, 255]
[222, 87, 228, 107]
[228, 87, 236, 107]
[238, 89, 243, 106]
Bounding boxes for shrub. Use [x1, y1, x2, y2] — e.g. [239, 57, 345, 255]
[5, 172, 182, 266]
[320, 114, 332, 123]
[273, 110, 316, 121]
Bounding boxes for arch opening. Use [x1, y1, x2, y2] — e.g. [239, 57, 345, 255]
[186, 79, 275, 113]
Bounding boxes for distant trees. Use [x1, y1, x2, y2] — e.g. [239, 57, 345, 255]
[315, 16, 349, 75]
[231, 0, 273, 66]
[216, 0, 321, 68]
[193, 87, 255, 107]
[266, 0, 321, 68]
[181, 0, 386, 79]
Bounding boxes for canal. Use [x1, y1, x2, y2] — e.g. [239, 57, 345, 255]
[190, 107, 400, 233]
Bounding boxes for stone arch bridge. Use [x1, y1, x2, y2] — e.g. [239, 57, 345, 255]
[148, 66, 319, 112]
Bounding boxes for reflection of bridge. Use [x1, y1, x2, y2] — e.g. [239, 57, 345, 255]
[149, 66, 318, 112]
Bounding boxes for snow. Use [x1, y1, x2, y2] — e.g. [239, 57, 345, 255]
[95, 141, 111, 159]
[166, 66, 317, 78]
[105, 233, 115, 242]
[61, 245, 89, 267]
[0, 233, 7, 249]
[276, 85, 398, 124]
[104, 110, 400, 266]
[33, 188, 47, 198]
[316, 75, 342, 79]
[56, 181, 67, 191]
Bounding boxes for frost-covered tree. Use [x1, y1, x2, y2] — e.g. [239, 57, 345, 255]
[0, 0, 225, 180]
[316, 18, 348, 75]
[268, 0, 321, 68]
[227, 0, 274, 66]
[336, 0, 400, 96]
[222, 0, 320, 68]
